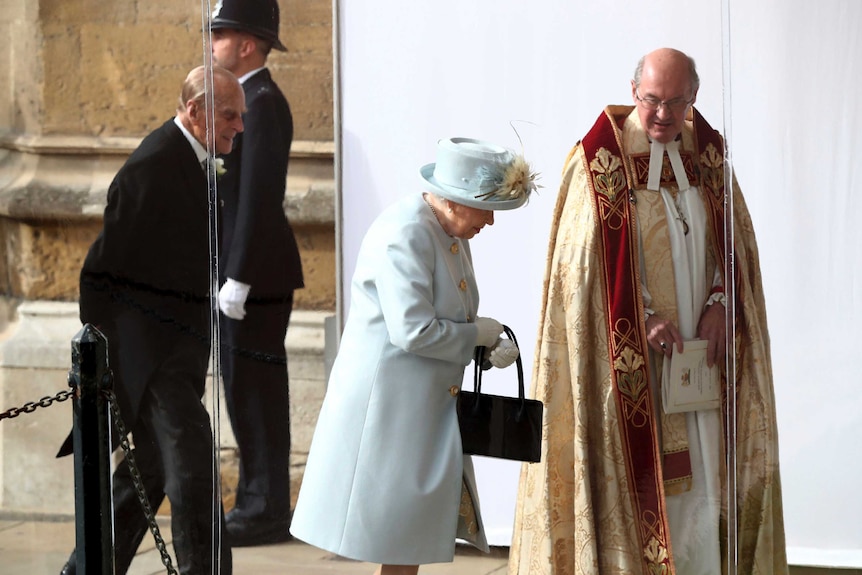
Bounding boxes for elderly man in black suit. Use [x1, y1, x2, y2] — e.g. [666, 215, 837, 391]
[59, 65, 245, 575]
[210, 0, 304, 547]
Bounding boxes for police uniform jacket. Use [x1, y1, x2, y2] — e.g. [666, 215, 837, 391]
[218, 67, 303, 297]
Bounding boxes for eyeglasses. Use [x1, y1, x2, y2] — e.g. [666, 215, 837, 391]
[635, 89, 692, 113]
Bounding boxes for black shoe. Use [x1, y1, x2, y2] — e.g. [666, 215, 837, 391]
[225, 513, 292, 547]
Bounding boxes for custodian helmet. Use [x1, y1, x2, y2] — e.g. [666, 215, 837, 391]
[210, 0, 287, 52]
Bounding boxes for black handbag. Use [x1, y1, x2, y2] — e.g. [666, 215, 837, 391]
[457, 325, 544, 463]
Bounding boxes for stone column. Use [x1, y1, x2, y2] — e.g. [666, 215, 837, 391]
[0, 301, 80, 515]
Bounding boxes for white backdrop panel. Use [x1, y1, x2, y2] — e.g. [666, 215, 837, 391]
[336, 0, 862, 566]
[728, 0, 862, 567]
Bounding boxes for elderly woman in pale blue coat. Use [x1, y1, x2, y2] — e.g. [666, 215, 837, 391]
[290, 137, 538, 575]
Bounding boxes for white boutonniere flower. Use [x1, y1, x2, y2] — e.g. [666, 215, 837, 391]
[214, 157, 227, 177]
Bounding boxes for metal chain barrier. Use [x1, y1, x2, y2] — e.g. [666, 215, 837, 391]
[104, 388, 178, 575]
[0, 381, 178, 575]
[0, 388, 74, 421]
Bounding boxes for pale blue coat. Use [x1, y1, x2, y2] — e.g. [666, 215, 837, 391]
[290, 194, 488, 564]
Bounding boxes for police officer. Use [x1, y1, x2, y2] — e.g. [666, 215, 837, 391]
[211, 0, 304, 547]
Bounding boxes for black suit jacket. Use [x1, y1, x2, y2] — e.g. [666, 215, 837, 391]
[61, 119, 213, 456]
[218, 68, 304, 298]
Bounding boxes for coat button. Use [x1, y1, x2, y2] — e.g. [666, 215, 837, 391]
[450, 242, 459, 254]
[459, 279, 467, 291]
[449, 385, 460, 397]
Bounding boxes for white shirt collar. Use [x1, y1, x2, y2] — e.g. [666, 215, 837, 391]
[238, 66, 266, 85]
[173, 115, 208, 165]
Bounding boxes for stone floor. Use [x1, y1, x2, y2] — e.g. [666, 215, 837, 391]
[0, 516, 509, 575]
[2, 515, 860, 575]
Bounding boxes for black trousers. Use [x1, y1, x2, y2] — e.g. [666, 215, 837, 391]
[77, 313, 232, 575]
[220, 292, 293, 520]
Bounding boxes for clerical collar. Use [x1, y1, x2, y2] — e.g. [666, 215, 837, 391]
[647, 137, 690, 192]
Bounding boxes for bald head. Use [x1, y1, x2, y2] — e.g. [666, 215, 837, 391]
[631, 48, 699, 143]
[634, 48, 699, 96]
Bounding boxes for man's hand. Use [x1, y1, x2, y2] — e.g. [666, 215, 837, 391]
[697, 301, 727, 367]
[645, 314, 683, 358]
[218, 278, 251, 320]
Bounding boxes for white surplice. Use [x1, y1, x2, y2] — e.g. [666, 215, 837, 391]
[647, 141, 722, 575]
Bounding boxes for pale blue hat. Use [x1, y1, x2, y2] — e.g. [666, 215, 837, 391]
[420, 137, 537, 211]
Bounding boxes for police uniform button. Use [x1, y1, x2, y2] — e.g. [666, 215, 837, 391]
[459, 279, 467, 291]
[449, 386, 460, 397]
[450, 243, 459, 254]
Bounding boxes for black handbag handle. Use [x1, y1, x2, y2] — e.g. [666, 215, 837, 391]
[471, 325, 528, 420]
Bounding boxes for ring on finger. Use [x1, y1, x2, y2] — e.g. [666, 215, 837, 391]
[660, 341, 667, 350]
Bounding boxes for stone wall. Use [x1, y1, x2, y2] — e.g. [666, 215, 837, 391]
[0, 0, 336, 311]
[0, 0, 336, 517]
[0, 137, 336, 311]
[5, 0, 334, 141]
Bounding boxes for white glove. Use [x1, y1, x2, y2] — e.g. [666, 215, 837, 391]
[474, 317, 503, 347]
[218, 278, 251, 320]
[487, 338, 519, 369]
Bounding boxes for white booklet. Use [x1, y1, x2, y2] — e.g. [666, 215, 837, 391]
[661, 339, 720, 413]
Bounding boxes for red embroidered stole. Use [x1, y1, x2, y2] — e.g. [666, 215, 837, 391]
[580, 105, 727, 573]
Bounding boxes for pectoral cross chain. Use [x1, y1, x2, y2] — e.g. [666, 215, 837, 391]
[672, 193, 689, 235]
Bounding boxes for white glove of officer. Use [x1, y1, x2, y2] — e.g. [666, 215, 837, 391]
[474, 317, 503, 347]
[486, 338, 520, 369]
[218, 278, 251, 320]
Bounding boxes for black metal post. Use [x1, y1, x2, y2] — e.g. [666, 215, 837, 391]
[69, 323, 115, 575]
